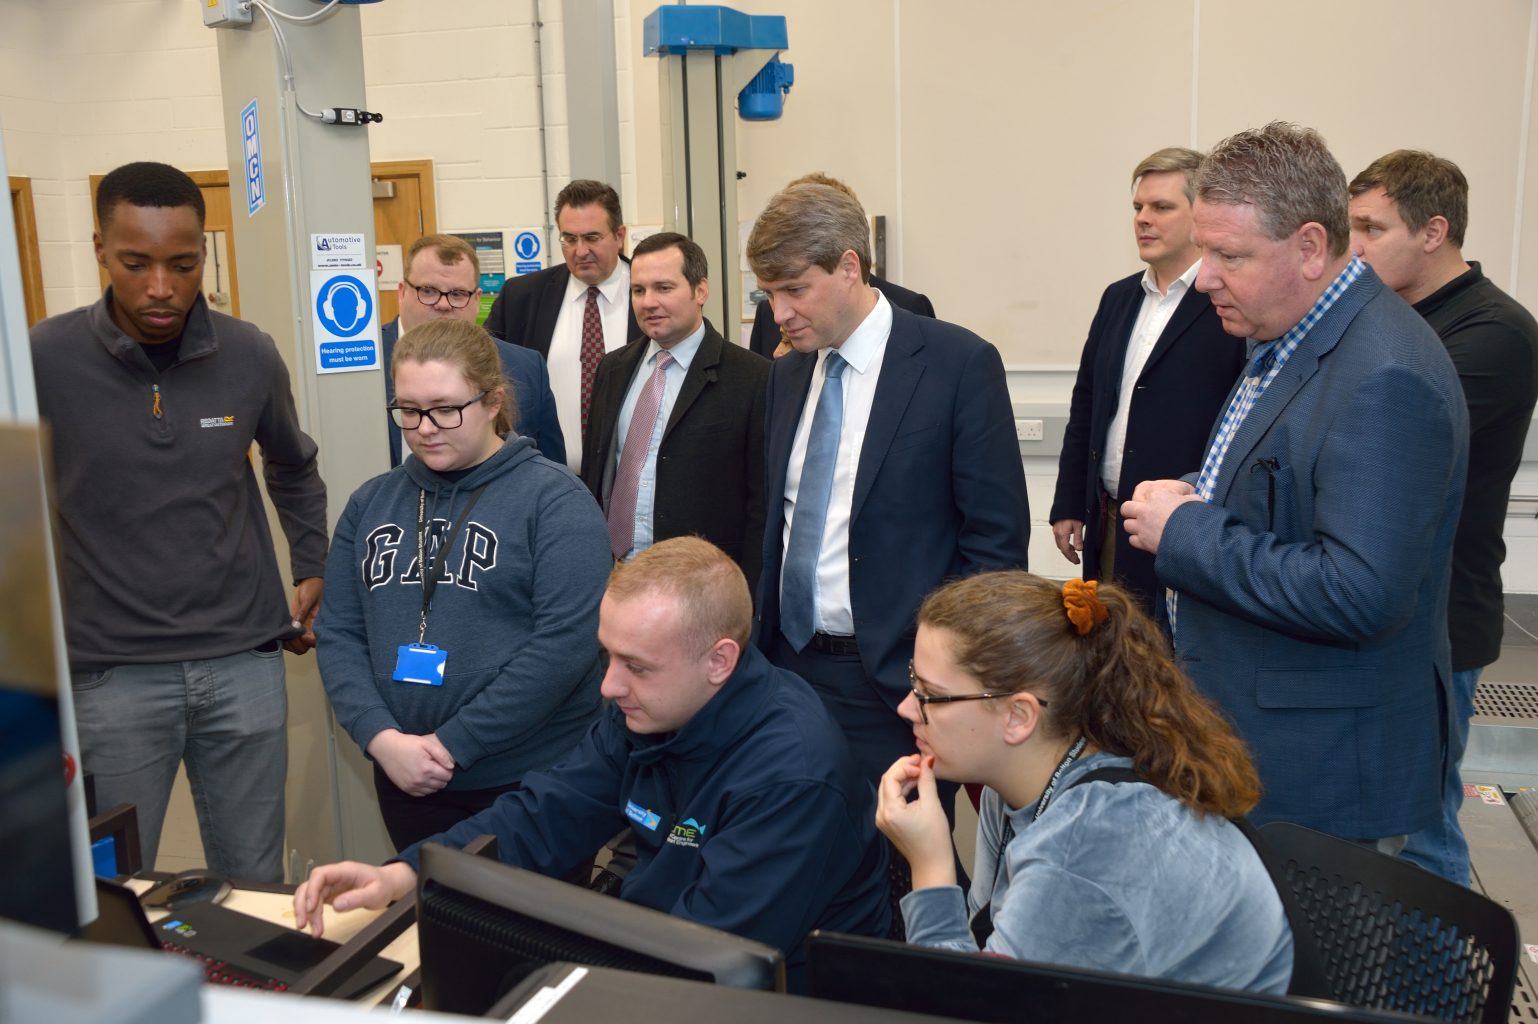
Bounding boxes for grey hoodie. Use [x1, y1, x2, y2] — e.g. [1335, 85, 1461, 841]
[30, 291, 328, 670]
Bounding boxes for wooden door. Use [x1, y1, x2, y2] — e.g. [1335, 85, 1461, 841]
[369, 160, 437, 326]
[8, 176, 46, 327]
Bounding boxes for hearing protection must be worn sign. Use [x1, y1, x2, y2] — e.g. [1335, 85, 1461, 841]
[311, 270, 380, 374]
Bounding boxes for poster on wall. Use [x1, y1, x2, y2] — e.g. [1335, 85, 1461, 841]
[310, 269, 380, 374]
[450, 230, 508, 325]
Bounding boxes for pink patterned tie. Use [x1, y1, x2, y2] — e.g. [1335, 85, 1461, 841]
[607, 350, 673, 559]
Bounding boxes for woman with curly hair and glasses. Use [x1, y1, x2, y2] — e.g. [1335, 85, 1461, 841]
[876, 572, 1293, 993]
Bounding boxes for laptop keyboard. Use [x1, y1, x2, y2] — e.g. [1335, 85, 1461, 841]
[161, 938, 290, 990]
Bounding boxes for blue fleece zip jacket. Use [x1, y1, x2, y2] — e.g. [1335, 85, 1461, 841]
[316, 436, 611, 789]
[394, 645, 891, 990]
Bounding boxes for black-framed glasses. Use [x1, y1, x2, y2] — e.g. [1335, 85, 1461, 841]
[404, 279, 477, 308]
[559, 231, 612, 249]
[387, 391, 487, 430]
[908, 660, 1038, 725]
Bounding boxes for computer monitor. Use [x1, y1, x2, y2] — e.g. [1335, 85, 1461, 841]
[416, 843, 785, 1015]
[806, 933, 1424, 1024]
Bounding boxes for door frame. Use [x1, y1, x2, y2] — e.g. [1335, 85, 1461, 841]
[8, 176, 46, 327]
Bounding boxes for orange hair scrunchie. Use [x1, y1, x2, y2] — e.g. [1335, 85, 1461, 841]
[1062, 578, 1110, 636]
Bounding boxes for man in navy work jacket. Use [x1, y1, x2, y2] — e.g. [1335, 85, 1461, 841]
[1121, 123, 1469, 847]
[294, 537, 890, 991]
[382, 234, 564, 465]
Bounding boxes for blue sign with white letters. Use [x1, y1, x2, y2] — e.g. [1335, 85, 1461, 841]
[241, 99, 265, 217]
[513, 230, 541, 261]
[312, 271, 379, 373]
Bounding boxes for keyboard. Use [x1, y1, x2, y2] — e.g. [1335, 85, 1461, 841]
[161, 937, 290, 990]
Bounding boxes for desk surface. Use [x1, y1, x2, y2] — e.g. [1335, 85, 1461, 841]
[127, 876, 417, 1007]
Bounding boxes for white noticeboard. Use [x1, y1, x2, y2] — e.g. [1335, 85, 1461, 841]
[311, 269, 380, 374]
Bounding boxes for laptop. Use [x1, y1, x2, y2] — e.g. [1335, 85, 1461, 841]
[78, 877, 402, 998]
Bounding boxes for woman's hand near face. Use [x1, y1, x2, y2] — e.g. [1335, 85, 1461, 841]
[875, 754, 958, 891]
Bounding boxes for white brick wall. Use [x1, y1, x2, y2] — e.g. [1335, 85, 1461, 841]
[1, 0, 581, 316]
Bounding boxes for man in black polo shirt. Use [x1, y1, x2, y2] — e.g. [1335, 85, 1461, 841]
[1349, 150, 1538, 885]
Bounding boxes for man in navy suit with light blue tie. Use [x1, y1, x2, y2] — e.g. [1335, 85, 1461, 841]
[747, 182, 1030, 799]
[1121, 123, 1469, 849]
[381, 235, 564, 466]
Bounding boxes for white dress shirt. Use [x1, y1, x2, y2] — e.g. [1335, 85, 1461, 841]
[613, 321, 706, 558]
[548, 262, 631, 472]
[1100, 259, 1200, 495]
[781, 291, 893, 636]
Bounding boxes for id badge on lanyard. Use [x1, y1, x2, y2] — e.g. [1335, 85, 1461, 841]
[392, 486, 485, 687]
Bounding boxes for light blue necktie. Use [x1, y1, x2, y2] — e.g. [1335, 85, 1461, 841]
[780, 350, 848, 651]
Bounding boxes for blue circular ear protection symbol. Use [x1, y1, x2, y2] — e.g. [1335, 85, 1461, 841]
[514, 231, 540, 260]
[316, 275, 373, 337]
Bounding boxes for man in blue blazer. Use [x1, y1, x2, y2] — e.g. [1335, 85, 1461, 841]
[382, 235, 564, 467]
[1052, 147, 1245, 613]
[1121, 123, 1469, 845]
[747, 182, 1030, 795]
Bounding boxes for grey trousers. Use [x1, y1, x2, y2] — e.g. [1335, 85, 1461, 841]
[71, 647, 288, 882]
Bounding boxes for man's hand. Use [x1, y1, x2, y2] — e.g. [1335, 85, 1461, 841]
[1129, 478, 1195, 503]
[293, 861, 416, 938]
[1121, 479, 1201, 556]
[285, 577, 324, 655]
[875, 754, 958, 892]
[1051, 519, 1084, 565]
[367, 729, 455, 797]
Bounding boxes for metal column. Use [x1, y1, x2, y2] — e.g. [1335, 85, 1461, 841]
[213, 0, 393, 870]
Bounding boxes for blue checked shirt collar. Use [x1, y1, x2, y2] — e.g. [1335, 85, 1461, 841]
[1194, 256, 1364, 502]
[1169, 256, 1365, 639]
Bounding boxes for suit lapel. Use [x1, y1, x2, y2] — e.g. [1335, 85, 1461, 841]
[767, 351, 818, 508]
[851, 315, 924, 523]
[1210, 271, 1377, 505]
[593, 339, 648, 504]
[1137, 284, 1207, 381]
[663, 324, 721, 442]
[534, 267, 569, 357]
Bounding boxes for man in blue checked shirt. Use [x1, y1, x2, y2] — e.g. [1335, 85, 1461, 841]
[1120, 122, 1468, 852]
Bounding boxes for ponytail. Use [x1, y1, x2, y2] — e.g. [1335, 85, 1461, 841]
[917, 572, 1261, 818]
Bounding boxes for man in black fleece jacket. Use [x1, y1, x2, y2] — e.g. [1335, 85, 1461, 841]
[30, 162, 328, 881]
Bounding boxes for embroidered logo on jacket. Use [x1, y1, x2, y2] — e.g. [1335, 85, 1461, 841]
[200, 416, 236, 429]
[666, 817, 708, 848]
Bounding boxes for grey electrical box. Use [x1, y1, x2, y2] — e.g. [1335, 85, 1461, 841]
[203, 0, 253, 28]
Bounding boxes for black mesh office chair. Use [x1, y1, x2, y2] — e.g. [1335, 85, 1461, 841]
[1259, 821, 1518, 1024]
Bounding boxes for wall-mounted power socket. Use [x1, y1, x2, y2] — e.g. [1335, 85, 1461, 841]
[1015, 419, 1044, 442]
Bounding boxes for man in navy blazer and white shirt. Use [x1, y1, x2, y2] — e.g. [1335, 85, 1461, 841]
[1122, 123, 1469, 846]
[1051, 147, 1244, 614]
[747, 182, 1030, 803]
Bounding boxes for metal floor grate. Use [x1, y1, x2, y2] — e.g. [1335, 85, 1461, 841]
[1475, 681, 1538, 720]
[1511, 966, 1537, 1022]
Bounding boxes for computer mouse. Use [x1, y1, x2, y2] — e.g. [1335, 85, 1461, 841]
[139, 870, 232, 909]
